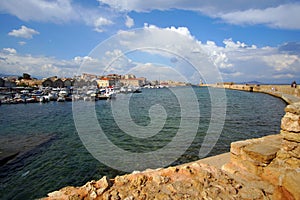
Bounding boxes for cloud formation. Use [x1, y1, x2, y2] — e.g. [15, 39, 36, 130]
[1, 0, 299, 32]
[1, 25, 299, 83]
[0, 0, 118, 32]
[98, 0, 300, 30]
[8, 25, 39, 39]
[2, 48, 17, 55]
[0, 48, 78, 78]
[125, 15, 134, 28]
[87, 25, 300, 83]
[218, 3, 300, 29]
[94, 17, 114, 32]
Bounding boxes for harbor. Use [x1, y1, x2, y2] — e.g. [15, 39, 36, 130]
[0, 73, 191, 105]
[0, 85, 287, 199]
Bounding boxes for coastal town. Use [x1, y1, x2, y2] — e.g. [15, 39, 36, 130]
[0, 73, 190, 104]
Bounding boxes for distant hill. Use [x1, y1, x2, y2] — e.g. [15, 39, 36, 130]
[238, 81, 263, 85]
[237, 81, 292, 85]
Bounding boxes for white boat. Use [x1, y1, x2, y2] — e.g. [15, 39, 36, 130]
[39, 96, 50, 103]
[59, 90, 68, 97]
[25, 97, 36, 103]
[48, 92, 58, 101]
[104, 87, 116, 99]
[20, 90, 30, 94]
[57, 96, 65, 102]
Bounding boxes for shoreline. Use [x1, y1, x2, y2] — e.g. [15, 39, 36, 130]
[43, 85, 300, 199]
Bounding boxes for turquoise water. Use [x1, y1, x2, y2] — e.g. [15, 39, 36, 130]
[0, 87, 286, 199]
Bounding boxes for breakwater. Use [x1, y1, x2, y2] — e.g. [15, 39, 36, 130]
[207, 83, 300, 104]
[42, 86, 300, 200]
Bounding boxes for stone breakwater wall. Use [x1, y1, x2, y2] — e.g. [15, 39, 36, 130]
[42, 90, 300, 200]
[223, 102, 300, 200]
[208, 84, 300, 104]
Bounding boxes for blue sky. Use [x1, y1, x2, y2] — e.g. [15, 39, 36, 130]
[0, 0, 300, 83]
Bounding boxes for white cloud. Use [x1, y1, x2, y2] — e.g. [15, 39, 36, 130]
[8, 25, 39, 39]
[130, 63, 186, 82]
[83, 25, 223, 83]
[0, 0, 117, 32]
[18, 41, 27, 46]
[263, 54, 299, 71]
[125, 15, 134, 28]
[2, 48, 17, 55]
[0, 51, 79, 78]
[98, 0, 300, 30]
[218, 3, 300, 29]
[73, 56, 98, 64]
[114, 26, 300, 82]
[0, 0, 77, 23]
[1, 25, 299, 83]
[2, 0, 298, 33]
[94, 17, 114, 32]
[273, 73, 295, 79]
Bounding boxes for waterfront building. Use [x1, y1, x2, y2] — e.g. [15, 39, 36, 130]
[42, 78, 54, 87]
[3, 77, 17, 87]
[0, 78, 4, 87]
[16, 79, 42, 87]
[53, 79, 64, 88]
[96, 78, 115, 88]
[120, 76, 147, 87]
[81, 73, 97, 81]
[63, 78, 74, 87]
[123, 74, 136, 79]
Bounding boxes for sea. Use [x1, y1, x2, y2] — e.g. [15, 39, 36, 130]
[0, 86, 286, 200]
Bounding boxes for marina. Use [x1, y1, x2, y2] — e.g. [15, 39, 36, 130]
[0, 86, 119, 104]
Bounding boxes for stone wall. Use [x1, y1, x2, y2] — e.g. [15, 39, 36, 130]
[223, 102, 300, 200]
[263, 102, 300, 200]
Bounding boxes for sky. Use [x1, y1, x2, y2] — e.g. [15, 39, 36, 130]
[0, 0, 300, 84]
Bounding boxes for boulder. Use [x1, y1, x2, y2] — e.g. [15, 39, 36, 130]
[243, 143, 280, 164]
[285, 102, 300, 115]
[281, 112, 300, 133]
[282, 171, 300, 200]
[281, 130, 300, 143]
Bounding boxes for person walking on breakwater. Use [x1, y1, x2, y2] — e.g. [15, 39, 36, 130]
[291, 81, 297, 88]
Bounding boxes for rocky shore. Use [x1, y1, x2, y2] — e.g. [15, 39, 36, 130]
[43, 87, 300, 200]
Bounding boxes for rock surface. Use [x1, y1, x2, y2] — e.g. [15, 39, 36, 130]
[43, 162, 270, 200]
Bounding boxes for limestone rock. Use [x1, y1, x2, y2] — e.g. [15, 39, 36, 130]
[282, 140, 298, 151]
[231, 140, 253, 156]
[282, 171, 300, 200]
[243, 143, 280, 164]
[285, 102, 300, 115]
[44, 161, 272, 199]
[281, 130, 300, 143]
[281, 112, 300, 133]
[239, 186, 264, 199]
[95, 176, 112, 195]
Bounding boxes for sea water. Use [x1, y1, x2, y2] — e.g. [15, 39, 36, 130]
[0, 87, 286, 199]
